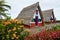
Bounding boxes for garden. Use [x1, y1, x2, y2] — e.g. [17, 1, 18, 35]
[0, 0, 30, 40]
[0, 0, 60, 40]
[24, 26, 60, 40]
[0, 18, 60, 40]
[0, 18, 30, 40]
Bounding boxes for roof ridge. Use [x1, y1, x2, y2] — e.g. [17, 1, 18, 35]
[42, 9, 53, 12]
[22, 2, 39, 11]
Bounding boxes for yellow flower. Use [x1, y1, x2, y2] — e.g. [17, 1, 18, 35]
[16, 37, 19, 39]
[13, 33, 16, 38]
[20, 25, 23, 28]
[6, 35, 9, 38]
[11, 37, 14, 39]
[8, 22, 11, 24]
[4, 21, 11, 25]
[6, 35, 9, 37]
[8, 30, 11, 33]
[17, 21, 20, 24]
[18, 28, 21, 30]
[24, 29, 31, 32]
[15, 32, 17, 33]
[10, 19, 13, 21]
[14, 19, 18, 23]
[13, 27, 16, 31]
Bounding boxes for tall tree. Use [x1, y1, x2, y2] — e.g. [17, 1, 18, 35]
[0, 0, 11, 19]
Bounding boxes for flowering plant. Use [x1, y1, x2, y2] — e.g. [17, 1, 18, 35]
[25, 27, 60, 40]
[0, 18, 30, 40]
[25, 30, 60, 40]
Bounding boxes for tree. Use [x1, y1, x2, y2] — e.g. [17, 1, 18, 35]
[0, 0, 11, 19]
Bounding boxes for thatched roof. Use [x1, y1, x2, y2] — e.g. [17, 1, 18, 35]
[42, 9, 55, 22]
[16, 2, 44, 25]
[16, 2, 55, 25]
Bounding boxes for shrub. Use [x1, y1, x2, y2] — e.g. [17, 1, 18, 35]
[24, 30, 60, 40]
[0, 19, 30, 40]
[52, 25, 60, 30]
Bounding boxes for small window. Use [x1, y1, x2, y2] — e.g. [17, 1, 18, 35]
[38, 19, 42, 22]
[32, 19, 35, 22]
[50, 16, 53, 20]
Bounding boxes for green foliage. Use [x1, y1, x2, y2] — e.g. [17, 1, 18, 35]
[0, 19, 30, 40]
[52, 25, 60, 30]
[0, 0, 11, 18]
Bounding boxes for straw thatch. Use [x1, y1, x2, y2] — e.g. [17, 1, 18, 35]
[42, 9, 55, 22]
[16, 2, 55, 25]
[16, 2, 44, 25]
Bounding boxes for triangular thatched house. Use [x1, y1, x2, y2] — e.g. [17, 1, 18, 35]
[16, 2, 55, 27]
[42, 9, 55, 23]
[16, 2, 44, 27]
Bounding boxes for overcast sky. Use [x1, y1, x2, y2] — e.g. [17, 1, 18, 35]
[5, 0, 60, 20]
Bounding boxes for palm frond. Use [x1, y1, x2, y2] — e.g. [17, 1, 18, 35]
[0, 12, 7, 17]
[0, 4, 11, 9]
[0, 0, 11, 18]
[0, 0, 11, 9]
[0, 7, 8, 12]
[0, 0, 5, 4]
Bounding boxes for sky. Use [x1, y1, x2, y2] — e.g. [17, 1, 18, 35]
[5, 0, 60, 20]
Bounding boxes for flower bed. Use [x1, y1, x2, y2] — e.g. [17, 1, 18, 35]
[24, 30, 60, 40]
[0, 19, 30, 40]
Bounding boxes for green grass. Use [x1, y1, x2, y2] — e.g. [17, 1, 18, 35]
[52, 25, 60, 30]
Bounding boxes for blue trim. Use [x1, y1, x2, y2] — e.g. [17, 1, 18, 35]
[32, 19, 42, 22]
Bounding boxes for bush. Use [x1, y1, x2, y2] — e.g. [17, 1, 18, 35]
[24, 30, 60, 40]
[52, 25, 60, 30]
[0, 19, 30, 40]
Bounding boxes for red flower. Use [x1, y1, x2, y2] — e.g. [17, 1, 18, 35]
[24, 30, 60, 40]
